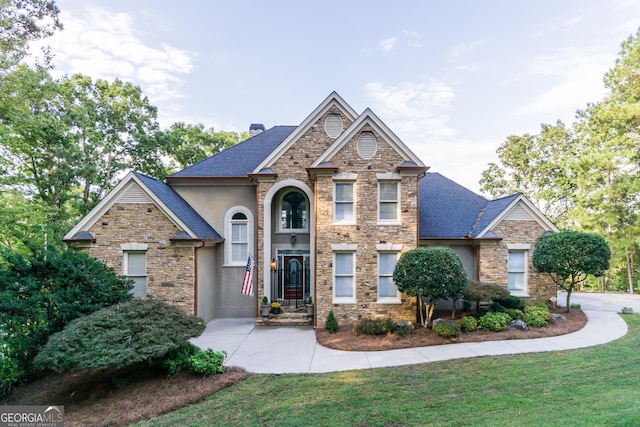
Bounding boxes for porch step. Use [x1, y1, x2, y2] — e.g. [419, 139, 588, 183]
[256, 308, 313, 326]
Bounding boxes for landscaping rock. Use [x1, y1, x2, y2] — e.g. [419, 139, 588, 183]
[551, 313, 567, 322]
[396, 319, 414, 330]
[507, 319, 528, 331]
[431, 318, 444, 328]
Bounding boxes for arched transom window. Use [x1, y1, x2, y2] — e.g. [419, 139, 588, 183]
[280, 190, 308, 231]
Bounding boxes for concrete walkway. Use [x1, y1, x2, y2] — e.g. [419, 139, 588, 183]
[191, 292, 633, 374]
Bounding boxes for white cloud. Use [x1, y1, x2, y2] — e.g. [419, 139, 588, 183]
[29, 6, 193, 107]
[450, 40, 484, 58]
[379, 37, 397, 53]
[517, 47, 612, 119]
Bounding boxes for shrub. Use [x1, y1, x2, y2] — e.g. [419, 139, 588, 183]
[162, 342, 199, 377]
[570, 303, 581, 309]
[355, 317, 396, 335]
[326, 310, 338, 333]
[523, 303, 551, 328]
[0, 246, 132, 386]
[494, 296, 524, 310]
[478, 312, 511, 332]
[490, 302, 507, 313]
[188, 349, 226, 376]
[34, 299, 205, 373]
[460, 316, 478, 332]
[433, 320, 461, 338]
[464, 280, 511, 313]
[395, 322, 413, 337]
[506, 308, 524, 321]
[393, 247, 468, 326]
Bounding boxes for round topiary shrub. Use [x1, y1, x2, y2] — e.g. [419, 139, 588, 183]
[478, 312, 511, 332]
[433, 319, 461, 338]
[460, 316, 478, 332]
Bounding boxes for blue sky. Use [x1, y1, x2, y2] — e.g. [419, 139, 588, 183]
[30, 0, 640, 193]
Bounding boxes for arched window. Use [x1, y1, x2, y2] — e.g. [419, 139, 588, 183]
[224, 207, 254, 266]
[280, 190, 307, 231]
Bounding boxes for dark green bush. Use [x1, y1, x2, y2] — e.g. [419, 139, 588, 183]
[494, 296, 524, 310]
[355, 317, 396, 335]
[326, 310, 339, 333]
[490, 302, 507, 313]
[162, 342, 199, 377]
[464, 280, 511, 312]
[34, 299, 205, 372]
[433, 320, 461, 338]
[506, 308, 524, 320]
[479, 312, 511, 332]
[395, 322, 413, 337]
[0, 246, 132, 394]
[460, 316, 478, 332]
[523, 303, 551, 328]
[188, 349, 226, 376]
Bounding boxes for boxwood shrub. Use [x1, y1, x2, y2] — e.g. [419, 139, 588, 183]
[460, 316, 478, 332]
[433, 320, 461, 338]
[479, 312, 511, 332]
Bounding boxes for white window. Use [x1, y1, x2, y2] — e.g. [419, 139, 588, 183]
[333, 252, 355, 303]
[334, 182, 355, 224]
[378, 252, 400, 302]
[378, 181, 400, 223]
[224, 206, 254, 266]
[508, 251, 527, 295]
[125, 251, 146, 297]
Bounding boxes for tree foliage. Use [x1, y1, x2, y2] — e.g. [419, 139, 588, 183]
[393, 248, 468, 327]
[34, 298, 205, 373]
[463, 280, 511, 313]
[0, 246, 132, 377]
[533, 231, 611, 311]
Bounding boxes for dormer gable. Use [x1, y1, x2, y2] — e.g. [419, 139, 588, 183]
[252, 91, 358, 174]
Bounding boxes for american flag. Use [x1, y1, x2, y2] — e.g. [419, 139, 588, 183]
[241, 254, 254, 296]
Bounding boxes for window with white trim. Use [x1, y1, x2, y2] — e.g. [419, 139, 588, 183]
[334, 182, 355, 224]
[508, 250, 527, 294]
[378, 252, 400, 302]
[124, 251, 146, 297]
[333, 251, 355, 303]
[224, 206, 254, 266]
[378, 181, 400, 223]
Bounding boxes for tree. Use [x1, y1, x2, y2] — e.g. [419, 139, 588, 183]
[393, 247, 468, 327]
[463, 280, 511, 314]
[0, 0, 61, 70]
[533, 231, 611, 312]
[154, 122, 244, 174]
[34, 298, 205, 373]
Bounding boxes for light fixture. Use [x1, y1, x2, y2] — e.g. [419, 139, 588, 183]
[290, 231, 296, 246]
[270, 259, 277, 271]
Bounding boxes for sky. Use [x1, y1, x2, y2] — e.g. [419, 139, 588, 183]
[29, 0, 640, 193]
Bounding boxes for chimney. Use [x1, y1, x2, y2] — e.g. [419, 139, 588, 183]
[250, 123, 265, 136]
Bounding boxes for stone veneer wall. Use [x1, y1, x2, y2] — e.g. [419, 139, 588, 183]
[85, 203, 196, 314]
[314, 125, 419, 325]
[478, 220, 555, 302]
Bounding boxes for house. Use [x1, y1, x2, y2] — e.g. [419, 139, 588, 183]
[64, 92, 558, 325]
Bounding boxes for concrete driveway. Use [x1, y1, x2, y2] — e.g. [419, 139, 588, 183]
[559, 290, 640, 313]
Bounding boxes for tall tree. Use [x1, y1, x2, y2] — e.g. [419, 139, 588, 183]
[154, 122, 246, 174]
[0, 0, 61, 70]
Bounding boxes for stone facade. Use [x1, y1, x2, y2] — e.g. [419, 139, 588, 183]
[478, 219, 555, 302]
[85, 203, 196, 314]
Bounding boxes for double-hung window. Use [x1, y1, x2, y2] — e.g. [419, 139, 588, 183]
[508, 250, 527, 295]
[125, 251, 146, 297]
[334, 182, 355, 224]
[378, 181, 400, 223]
[378, 252, 400, 302]
[332, 244, 357, 303]
[231, 213, 248, 264]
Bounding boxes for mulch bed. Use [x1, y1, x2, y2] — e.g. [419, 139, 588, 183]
[316, 308, 588, 352]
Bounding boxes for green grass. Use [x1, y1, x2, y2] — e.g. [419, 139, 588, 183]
[137, 315, 640, 426]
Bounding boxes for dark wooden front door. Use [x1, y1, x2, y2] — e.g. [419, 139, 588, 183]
[284, 256, 304, 300]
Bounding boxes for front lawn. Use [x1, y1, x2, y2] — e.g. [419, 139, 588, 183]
[138, 314, 640, 427]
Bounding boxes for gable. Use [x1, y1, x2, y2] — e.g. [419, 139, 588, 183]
[253, 91, 357, 174]
[64, 172, 221, 242]
[474, 195, 559, 238]
[311, 108, 425, 168]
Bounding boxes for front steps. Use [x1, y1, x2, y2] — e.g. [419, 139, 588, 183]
[256, 306, 313, 326]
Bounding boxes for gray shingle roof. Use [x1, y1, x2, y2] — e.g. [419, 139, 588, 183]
[418, 172, 519, 239]
[170, 125, 296, 178]
[134, 172, 222, 240]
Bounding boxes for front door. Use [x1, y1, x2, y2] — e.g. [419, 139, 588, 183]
[284, 256, 304, 300]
